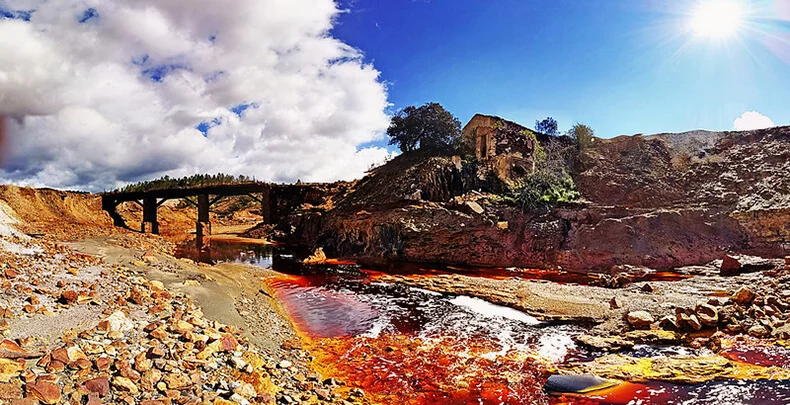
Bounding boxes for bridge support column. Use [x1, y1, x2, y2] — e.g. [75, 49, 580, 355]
[261, 188, 273, 224]
[196, 194, 211, 259]
[101, 197, 127, 228]
[142, 197, 159, 234]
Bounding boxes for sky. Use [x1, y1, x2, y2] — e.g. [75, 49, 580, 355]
[0, 0, 789, 191]
[333, 0, 790, 138]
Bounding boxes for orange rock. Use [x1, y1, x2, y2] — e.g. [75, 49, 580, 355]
[83, 377, 110, 397]
[0, 382, 22, 400]
[59, 290, 79, 305]
[95, 357, 111, 371]
[0, 359, 24, 382]
[0, 340, 39, 360]
[220, 334, 239, 352]
[50, 348, 69, 365]
[45, 361, 65, 373]
[26, 381, 60, 405]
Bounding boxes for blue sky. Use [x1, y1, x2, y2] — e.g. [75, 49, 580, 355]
[333, 0, 790, 139]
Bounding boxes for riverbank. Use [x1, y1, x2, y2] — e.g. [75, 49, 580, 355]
[0, 204, 365, 404]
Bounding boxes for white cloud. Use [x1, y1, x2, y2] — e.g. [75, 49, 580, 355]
[0, 0, 394, 191]
[733, 111, 774, 131]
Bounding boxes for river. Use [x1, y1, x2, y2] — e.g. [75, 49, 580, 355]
[177, 240, 790, 405]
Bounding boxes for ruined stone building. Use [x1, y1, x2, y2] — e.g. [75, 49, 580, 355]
[461, 114, 539, 161]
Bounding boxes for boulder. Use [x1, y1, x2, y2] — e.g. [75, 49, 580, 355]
[748, 324, 770, 338]
[26, 381, 60, 405]
[626, 311, 654, 329]
[576, 335, 634, 351]
[721, 255, 742, 276]
[695, 304, 719, 327]
[106, 311, 134, 332]
[732, 287, 756, 306]
[83, 377, 110, 397]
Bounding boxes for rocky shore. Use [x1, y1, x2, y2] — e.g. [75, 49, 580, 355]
[0, 207, 365, 404]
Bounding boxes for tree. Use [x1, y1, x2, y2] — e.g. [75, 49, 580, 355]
[566, 123, 594, 151]
[535, 117, 559, 136]
[387, 103, 461, 153]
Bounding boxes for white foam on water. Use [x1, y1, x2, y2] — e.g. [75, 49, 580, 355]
[536, 331, 576, 363]
[448, 295, 540, 325]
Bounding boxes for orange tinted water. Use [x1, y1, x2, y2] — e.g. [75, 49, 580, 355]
[175, 242, 790, 404]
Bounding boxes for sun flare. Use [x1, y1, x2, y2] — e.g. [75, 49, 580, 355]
[690, 0, 743, 38]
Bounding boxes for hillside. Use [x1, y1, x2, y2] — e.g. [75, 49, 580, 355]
[284, 125, 790, 271]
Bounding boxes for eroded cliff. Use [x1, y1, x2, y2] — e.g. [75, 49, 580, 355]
[285, 126, 790, 271]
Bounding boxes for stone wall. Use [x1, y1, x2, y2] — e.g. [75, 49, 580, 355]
[462, 114, 537, 161]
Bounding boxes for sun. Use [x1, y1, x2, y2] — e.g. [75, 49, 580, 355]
[690, 0, 743, 38]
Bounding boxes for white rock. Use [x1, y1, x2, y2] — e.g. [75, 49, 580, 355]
[106, 311, 134, 332]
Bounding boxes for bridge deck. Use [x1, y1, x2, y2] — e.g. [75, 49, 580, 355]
[101, 182, 321, 203]
[100, 182, 328, 243]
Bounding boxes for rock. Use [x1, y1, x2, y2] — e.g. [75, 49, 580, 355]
[146, 347, 165, 359]
[0, 359, 23, 382]
[659, 315, 679, 330]
[465, 201, 484, 215]
[748, 324, 770, 338]
[303, 248, 327, 265]
[576, 335, 634, 351]
[163, 373, 191, 390]
[59, 290, 79, 305]
[150, 280, 165, 291]
[609, 297, 622, 309]
[0, 340, 39, 360]
[141, 369, 162, 392]
[721, 255, 742, 276]
[106, 311, 134, 332]
[112, 377, 139, 394]
[94, 357, 111, 371]
[232, 382, 257, 399]
[565, 354, 769, 384]
[640, 283, 654, 293]
[626, 311, 654, 329]
[679, 313, 702, 331]
[26, 381, 60, 405]
[772, 324, 790, 339]
[220, 334, 239, 352]
[66, 346, 87, 363]
[83, 377, 110, 397]
[0, 383, 22, 400]
[183, 280, 200, 287]
[277, 360, 293, 369]
[695, 304, 719, 327]
[732, 287, 756, 306]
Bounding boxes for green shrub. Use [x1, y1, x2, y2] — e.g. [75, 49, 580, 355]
[507, 138, 579, 210]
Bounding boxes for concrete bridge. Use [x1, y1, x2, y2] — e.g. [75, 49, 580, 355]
[101, 183, 327, 251]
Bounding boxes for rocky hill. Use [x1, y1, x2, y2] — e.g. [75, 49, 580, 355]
[285, 125, 790, 272]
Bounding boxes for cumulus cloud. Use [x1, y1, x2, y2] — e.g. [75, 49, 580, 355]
[0, 0, 394, 191]
[733, 111, 775, 131]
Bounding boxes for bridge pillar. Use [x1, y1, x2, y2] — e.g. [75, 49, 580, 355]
[101, 197, 127, 228]
[196, 194, 211, 259]
[261, 187, 273, 224]
[142, 197, 159, 235]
